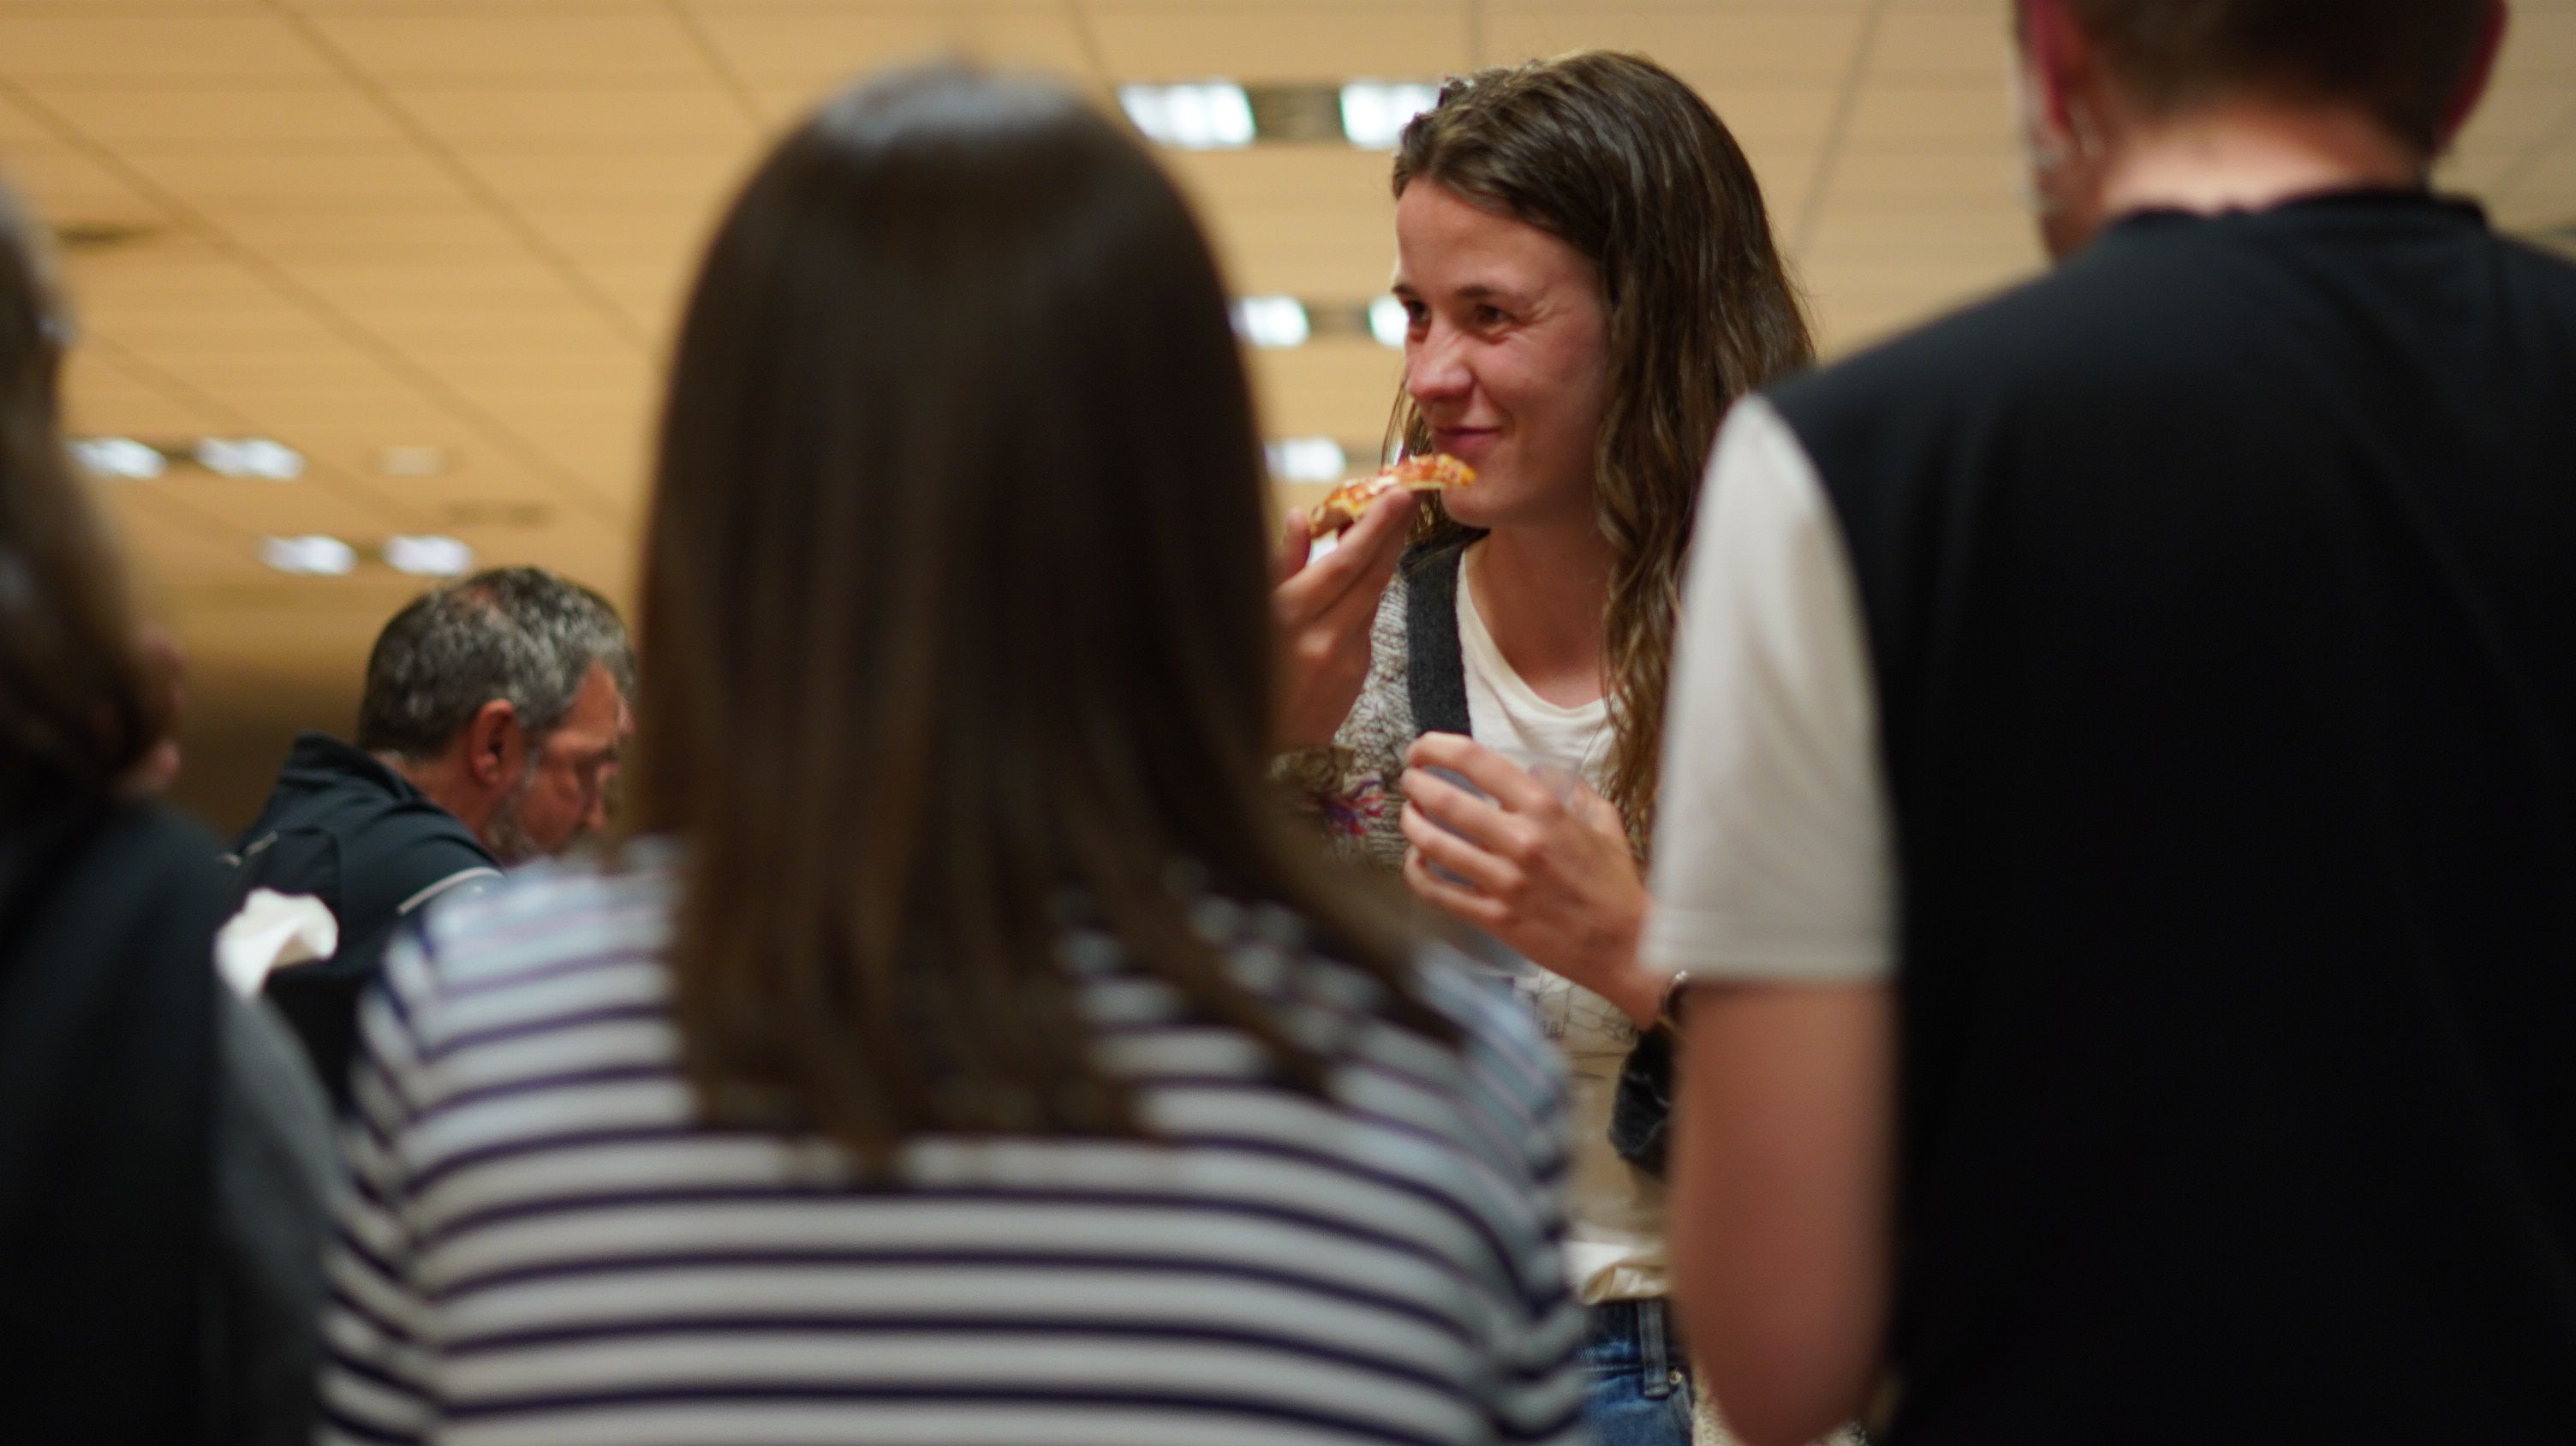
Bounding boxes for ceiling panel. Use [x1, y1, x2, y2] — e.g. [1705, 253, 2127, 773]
[0, 93, 56, 143]
[110, 143, 479, 210]
[0, 14, 337, 83]
[223, 206, 531, 262]
[0, 139, 165, 218]
[296, 12, 712, 81]
[60, 251, 291, 321]
[452, 145, 750, 206]
[1482, 9, 1861, 82]
[282, 259, 593, 315]
[122, 475, 420, 541]
[1690, 83, 1844, 151]
[1846, 81, 2011, 144]
[1089, 5, 1466, 80]
[692, 9, 1095, 84]
[24, 81, 408, 145]
[386, 82, 760, 144]
[1822, 144, 2023, 208]
[2498, 9, 2576, 79]
[1869, 9, 2012, 81]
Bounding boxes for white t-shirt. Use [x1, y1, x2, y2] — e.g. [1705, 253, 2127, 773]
[1643, 396, 1896, 988]
[1457, 548, 1669, 1305]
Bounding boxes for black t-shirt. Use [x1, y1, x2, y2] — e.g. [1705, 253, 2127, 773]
[228, 732, 498, 1104]
[1770, 192, 2576, 1441]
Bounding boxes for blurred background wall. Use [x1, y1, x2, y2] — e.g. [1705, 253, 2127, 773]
[3, 0, 2568, 834]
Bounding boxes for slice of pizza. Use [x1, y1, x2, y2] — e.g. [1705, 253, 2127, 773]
[1305, 454, 1476, 536]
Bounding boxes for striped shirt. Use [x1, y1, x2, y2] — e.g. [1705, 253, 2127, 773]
[320, 845, 1587, 1446]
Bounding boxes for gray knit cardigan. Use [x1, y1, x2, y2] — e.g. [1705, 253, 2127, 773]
[1278, 544, 1471, 871]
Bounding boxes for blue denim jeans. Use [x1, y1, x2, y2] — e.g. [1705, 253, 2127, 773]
[1580, 1299, 1694, 1446]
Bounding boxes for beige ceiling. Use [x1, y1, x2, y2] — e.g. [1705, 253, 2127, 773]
[3, 0, 2571, 825]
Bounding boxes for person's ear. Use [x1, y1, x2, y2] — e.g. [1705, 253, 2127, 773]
[462, 698, 524, 787]
[2020, 0, 2096, 142]
[2436, 1, 2511, 153]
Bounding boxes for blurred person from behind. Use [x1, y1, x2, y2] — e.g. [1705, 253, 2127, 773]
[1272, 51, 1815, 1445]
[1649, 1, 2576, 1442]
[0, 180, 333, 1446]
[317, 66, 1586, 1446]
[229, 565, 631, 1102]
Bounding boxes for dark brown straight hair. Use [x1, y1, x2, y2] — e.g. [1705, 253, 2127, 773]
[2040, 0, 2496, 152]
[629, 67, 1442, 1168]
[0, 182, 164, 818]
[1392, 51, 1814, 851]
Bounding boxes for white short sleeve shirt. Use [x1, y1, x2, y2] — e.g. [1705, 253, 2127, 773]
[1643, 396, 1898, 987]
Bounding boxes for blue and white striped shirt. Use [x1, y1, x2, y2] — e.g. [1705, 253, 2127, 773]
[321, 845, 1587, 1445]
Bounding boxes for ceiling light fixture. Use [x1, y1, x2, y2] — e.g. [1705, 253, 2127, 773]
[1368, 296, 1411, 349]
[383, 535, 475, 577]
[1339, 82, 1442, 149]
[1267, 438, 1349, 483]
[260, 535, 355, 577]
[197, 437, 304, 481]
[1118, 83, 1255, 150]
[378, 446, 448, 478]
[1232, 296, 1312, 349]
[69, 437, 167, 480]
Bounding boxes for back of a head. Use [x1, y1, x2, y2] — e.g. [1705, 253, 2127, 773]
[634, 66, 1425, 1165]
[0, 182, 163, 819]
[355, 565, 632, 762]
[2052, 0, 2496, 152]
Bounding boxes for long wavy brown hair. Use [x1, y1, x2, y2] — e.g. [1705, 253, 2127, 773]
[0, 182, 166, 819]
[1392, 51, 1813, 850]
[629, 68, 1441, 1169]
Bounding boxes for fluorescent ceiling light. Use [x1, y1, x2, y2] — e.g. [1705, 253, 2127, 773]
[383, 535, 474, 577]
[1267, 437, 1347, 483]
[1339, 82, 1441, 149]
[1119, 83, 1255, 150]
[261, 535, 355, 576]
[69, 437, 165, 479]
[377, 446, 447, 478]
[1232, 296, 1311, 349]
[1368, 296, 1411, 349]
[198, 437, 304, 481]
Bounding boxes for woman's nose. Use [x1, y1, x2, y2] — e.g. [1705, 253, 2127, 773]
[1405, 326, 1472, 405]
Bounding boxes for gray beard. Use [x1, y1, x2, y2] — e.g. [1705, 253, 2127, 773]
[481, 755, 545, 866]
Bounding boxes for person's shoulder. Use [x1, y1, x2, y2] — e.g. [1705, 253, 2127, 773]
[1411, 946, 1565, 1108]
[2490, 226, 2576, 302]
[403, 842, 677, 999]
[1772, 249, 2145, 421]
[63, 800, 233, 927]
[96, 798, 224, 875]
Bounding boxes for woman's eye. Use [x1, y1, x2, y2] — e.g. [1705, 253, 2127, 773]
[1473, 306, 1506, 327]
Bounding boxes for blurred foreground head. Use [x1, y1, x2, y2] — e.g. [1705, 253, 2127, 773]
[0, 182, 169, 818]
[2013, 0, 2507, 254]
[631, 67, 1422, 1162]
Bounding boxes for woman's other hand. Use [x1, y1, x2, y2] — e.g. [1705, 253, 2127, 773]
[1399, 731, 1663, 1025]
[1271, 490, 1416, 751]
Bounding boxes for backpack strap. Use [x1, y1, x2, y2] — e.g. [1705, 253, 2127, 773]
[1402, 541, 1472, 740]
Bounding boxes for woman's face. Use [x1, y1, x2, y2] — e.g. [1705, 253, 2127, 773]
[1392, 180, 1611, 533]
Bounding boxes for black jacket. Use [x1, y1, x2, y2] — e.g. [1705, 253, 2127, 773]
[229, 732, 498, 1104]
[3, 799, 332, 1445]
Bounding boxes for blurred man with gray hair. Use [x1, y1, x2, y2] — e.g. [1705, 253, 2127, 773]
[230, 566, 633, 1102]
